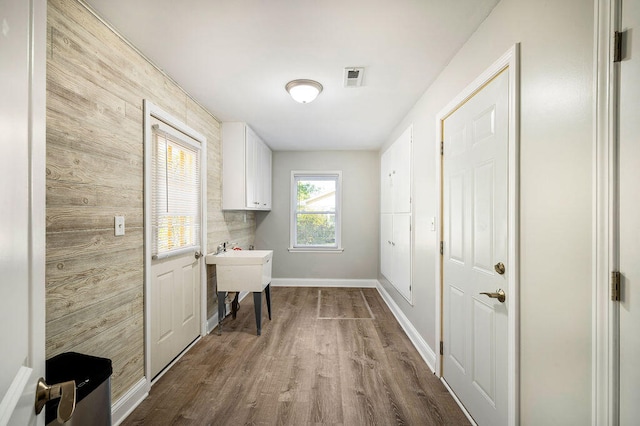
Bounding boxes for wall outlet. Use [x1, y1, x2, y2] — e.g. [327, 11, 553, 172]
[115, 216, 125, 236]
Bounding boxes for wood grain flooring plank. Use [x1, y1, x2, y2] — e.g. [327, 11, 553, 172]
[121, 287, 470, 425]
[319, 288, 374, 319]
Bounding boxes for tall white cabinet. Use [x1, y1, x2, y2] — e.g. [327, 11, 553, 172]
[380, 125, 412, 302]
[222, 122, 272, 211]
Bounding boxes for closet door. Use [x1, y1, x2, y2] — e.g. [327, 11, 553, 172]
[380, 148, 393, 213]
[392, 213, 412, 301]
[380, 214, 393, 279]
[392, 127, 412, 214]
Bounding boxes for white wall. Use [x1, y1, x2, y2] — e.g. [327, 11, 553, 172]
[255, 150, 379, 281]
[379, 0, 594, 423]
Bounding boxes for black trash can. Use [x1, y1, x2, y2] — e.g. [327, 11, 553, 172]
[45, 352, 112, 426]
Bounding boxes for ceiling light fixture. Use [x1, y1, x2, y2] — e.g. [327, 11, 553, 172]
[285, 79, 323, 104]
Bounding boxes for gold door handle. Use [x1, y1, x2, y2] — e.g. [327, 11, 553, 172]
[480, 289, 506, 303]
[35, 377, 76, 423]
[494, 262, 505, 275]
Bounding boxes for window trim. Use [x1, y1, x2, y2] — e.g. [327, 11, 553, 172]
[289, 170, 343, 252]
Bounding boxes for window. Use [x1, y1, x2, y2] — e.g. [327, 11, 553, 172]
[151, 121, 201, 259]
[290, 171, 342, 251]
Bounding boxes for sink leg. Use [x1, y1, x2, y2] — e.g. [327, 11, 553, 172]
[217, 292, 226, 336]
[265, 284, 272, 320]
[253, 292, 262, 335]
[231, 292, 240, 319]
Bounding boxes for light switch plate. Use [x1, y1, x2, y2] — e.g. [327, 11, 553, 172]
[430, 217, 436, 232]
[115, 216, 125, 236]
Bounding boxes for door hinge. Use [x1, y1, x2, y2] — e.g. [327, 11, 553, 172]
[440, 241, 443, 255]
[440, 341, 444, 356]
[614, 31, 624, 63]
[611, 271, 621, 301]
[440, 141, 444, 156]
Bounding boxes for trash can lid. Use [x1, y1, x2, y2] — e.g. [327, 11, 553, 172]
[45, 352, 113, 423]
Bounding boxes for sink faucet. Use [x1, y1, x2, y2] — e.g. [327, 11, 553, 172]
[216, 241, 238, 254]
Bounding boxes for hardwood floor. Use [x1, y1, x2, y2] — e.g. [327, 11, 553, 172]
[122, 287, 470, 425]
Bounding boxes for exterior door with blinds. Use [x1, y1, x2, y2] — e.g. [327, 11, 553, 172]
[148, 113, 203, 379]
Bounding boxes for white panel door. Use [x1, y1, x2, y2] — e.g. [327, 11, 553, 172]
[618, 0, 640, 421]
[0, 0, 46, 424]
[392, 213, 412, 301]
[380, 149, 393, 214]
[443, 70, 509, 426]
[151, 254, 200, 378]
[392, 126, 412, 214]
[380, 214, 393, 279]
[245, 127, 258, 209]
[261, 142, 272, 210]
[0, 1, 32, 419]
[148, 113, 203, 380]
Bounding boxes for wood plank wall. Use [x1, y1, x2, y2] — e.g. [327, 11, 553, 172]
[46, 0, 255, 402]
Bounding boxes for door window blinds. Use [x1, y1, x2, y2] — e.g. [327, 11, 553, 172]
[151, 122, 201, 258]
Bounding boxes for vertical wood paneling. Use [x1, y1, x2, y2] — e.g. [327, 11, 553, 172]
[46, 0, 255, 402]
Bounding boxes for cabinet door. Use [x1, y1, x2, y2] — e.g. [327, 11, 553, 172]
[381, 148, 393, 213]
[245, 127, 258, 208]
[261, 143, 272, 209]
[392, 213, 412, 301]
[392, 128, 412, 214]
[380, 214, 393, 279]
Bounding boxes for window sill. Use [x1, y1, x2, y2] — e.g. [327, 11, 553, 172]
[288, 247, 344, 253]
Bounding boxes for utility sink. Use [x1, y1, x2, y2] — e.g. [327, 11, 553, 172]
[205, 250, 273, 292]
[206, 250, 273, 335]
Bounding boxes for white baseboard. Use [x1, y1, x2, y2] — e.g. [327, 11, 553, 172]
[375, 281, 437, 372]
[111, 377, 149, 426]
[271, 278, 378, 288]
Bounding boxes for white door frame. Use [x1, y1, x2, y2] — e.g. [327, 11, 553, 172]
[593, 0, 620, 424]
[143, 100, 208, 386]
[434, 44, 520, 426]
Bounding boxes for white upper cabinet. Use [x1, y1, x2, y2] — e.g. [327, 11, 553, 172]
[222, 122, 272, 211]
[381, 125, 412, 214]
[381, 149, 393, 214]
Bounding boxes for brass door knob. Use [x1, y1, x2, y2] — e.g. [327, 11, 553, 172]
[494, 262, 505, 275]
[480, 289, 506, 303]
[35, 377, 76, 423]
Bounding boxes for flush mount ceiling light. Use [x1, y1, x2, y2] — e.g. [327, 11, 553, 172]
[285, 79, 323, 104]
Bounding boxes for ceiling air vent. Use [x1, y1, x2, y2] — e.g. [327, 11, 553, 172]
[344, 67, 364, 88]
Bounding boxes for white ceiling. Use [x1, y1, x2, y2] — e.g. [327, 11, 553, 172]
[83, 0, 499, 151]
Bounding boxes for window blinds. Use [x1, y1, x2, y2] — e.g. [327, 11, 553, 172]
[151, 122, 201, 259]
